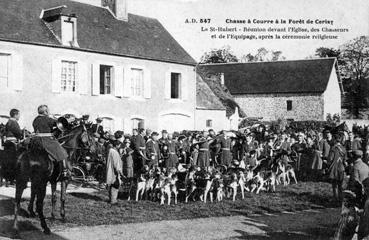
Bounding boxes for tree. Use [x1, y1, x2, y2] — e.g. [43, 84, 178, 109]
[315, 37, 369, 118]
[340, 36, 369, 118]
[315, 47, 340, 58]
[240, 48, 286, 62]
[199, 46, 238, 64]
[340, 36, 369, 82]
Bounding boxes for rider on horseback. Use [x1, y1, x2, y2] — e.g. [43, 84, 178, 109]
[32, 105, 69, 177]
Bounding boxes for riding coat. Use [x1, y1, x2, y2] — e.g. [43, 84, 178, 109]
[327, 143, 347, 182]
[32, 114, 68, 162]
[218, 135, 232, 166]
[4, 118, 22, 142]
[197, 138, 210, 168]
[146, 138, 160, 167]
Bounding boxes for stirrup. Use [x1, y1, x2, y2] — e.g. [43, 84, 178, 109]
[62, 168, 71, 179]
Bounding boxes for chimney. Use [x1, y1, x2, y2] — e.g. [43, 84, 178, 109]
[101, 0, 128, 21]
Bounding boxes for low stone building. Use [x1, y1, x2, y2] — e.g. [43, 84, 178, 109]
[198, 58, 343, 121]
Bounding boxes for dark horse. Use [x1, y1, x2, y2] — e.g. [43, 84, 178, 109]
[13, 123, 95, 235]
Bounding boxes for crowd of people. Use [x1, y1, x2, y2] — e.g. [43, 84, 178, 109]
[1, 107, 369, 239]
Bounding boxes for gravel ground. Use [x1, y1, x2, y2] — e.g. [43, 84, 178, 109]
[0, 208, 339, 240]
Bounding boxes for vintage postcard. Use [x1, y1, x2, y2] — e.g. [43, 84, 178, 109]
[0, 0, 368, 239]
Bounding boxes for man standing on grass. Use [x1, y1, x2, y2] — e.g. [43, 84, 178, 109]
[349, 150, 369, 184]
[106, 140, 123, 205]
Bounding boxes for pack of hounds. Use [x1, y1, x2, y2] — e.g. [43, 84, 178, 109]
[125, 157, 298, 205]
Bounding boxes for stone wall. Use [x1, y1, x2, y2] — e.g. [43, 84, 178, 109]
[233, 93, 325, 121]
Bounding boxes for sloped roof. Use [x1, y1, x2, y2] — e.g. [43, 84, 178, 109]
[198, 58, 337, 94]
[197, 69, 246, 118]
[196, 74, 226, 111]
[0, 0, 196, 65]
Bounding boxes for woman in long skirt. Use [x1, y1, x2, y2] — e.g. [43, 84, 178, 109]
[328, 133, 347, 201]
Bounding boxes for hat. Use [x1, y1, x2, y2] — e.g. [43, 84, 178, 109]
[82, 114, 89, 120]
[162, 130, 168, 134]
[96, 117, 103, 122]
[114, 130, 124, 139]
[352, 150, 363, 158]
[151, 131, 159, 136]
[178, 135, 187, 141]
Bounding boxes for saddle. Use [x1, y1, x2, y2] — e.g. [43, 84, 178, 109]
[27, 138, 55, 177]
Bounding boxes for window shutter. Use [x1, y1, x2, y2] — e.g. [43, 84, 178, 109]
[91, 63, 100, 95]
[51, 58, 61, 93]
[144, 68, 151, 99]
[122, 66, 131, 97]
[78, 61, 88, 95]
[114, 65, 124, 97]
[165, 70, 171, 99]
[182, 72, 188, 101]
[11, 53, 23, 91]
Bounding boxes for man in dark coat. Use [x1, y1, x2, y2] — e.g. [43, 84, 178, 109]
[32, 105, 69, 176]
[4, 109, 23, 143]
[327, 133, 347, 201]
[146, 132, 160, 168]
[2, 109, 23, 184]
[133, 128, 146, 173]
[242, 133, 257, 163]
[218, 132, 232, 166]
[91, 117, 104, 137]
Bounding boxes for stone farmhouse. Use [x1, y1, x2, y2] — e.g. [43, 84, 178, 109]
[198, 58, 343, 122]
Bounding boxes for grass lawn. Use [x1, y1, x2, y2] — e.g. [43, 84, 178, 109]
[4, 181, 338, 230]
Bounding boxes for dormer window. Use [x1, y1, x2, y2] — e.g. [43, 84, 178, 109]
[61, 16, 78, 47]
[40, 6, 79, 48]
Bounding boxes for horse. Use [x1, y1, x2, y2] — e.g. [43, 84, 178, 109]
[13, 123, 96, 235]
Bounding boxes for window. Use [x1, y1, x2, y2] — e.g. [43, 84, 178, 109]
[0, 54, 10, 87]
[206, 119, 213, 128]
[61, 17, 78, 47]
[171, 73, 181, 99]
[100, 65, 112, 94]
[63, 21, 74, 44]
[102, 117, 114, 133]
[131, 68, 143, 97]
[132, 118, 144, 129]
[287, 100, 293, 111]
[61, 61, 77, 92]
[220, 73, 225, 85]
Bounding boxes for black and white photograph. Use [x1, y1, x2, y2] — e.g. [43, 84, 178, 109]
[0, 0, 368, 239]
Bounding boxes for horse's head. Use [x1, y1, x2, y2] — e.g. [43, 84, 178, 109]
[79, 125, 97, 153]
[59, 124, 96, 154]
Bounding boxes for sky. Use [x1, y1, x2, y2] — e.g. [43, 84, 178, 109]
[76, 0, 369, 61]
